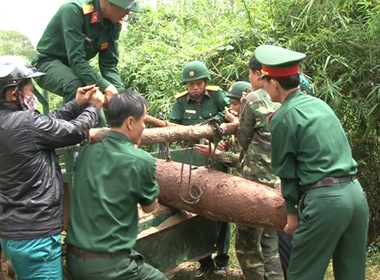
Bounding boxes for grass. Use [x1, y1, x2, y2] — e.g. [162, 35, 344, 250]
[169, 256, 380, 280]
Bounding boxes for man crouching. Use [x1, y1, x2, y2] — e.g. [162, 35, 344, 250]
[66, 90, 167, 280]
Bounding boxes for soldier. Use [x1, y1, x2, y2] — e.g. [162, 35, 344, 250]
[194, 81, 252, 175]
[276, 73, 312, 279]
[169, 60, 229, 125]
[256, 44, 369, 280]
[169, 60, 231, 277]
[235, 55, 284, 280]
[32, 0, 141, 126]
[0, 55, 103, 280]
[66, 90, 167, 280]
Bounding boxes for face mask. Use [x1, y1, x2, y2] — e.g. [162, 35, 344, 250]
[23, 95, 38, 110]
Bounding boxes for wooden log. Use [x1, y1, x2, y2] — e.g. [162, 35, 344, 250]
[89, 122, 238, 144]
[144, 115, 179, 128]
[155, 158, 287, 229]
[142, 122, 238, 145]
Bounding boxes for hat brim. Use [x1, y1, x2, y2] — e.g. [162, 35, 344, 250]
[129, 2, 141, 12]
[29, 71, 45, 79]
[226, 94, 241, 99]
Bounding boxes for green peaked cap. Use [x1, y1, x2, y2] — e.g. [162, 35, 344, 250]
[255, 45, 306, 67]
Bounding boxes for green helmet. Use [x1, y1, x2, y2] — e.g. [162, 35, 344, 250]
[299, 74, 312, 95]
[182, 61, 211, 84]
[0, 55, 44, 99]
[107, 0, 141, 12]
[226, 81, 252, 100]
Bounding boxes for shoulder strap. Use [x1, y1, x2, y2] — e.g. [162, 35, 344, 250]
[175, 91, 188, 99]
[82, 3, 94, 15]
[206, 85, 220, 92]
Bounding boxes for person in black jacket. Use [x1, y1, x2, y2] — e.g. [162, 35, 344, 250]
[0, 55, 104, 280]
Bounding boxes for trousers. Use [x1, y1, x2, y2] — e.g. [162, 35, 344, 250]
[1, 234, 62, 280]
[32, 58, 107, 127]
[66, 248, 167, 280]
[288, 180, 369, 280]
[235, 225, 284, 280]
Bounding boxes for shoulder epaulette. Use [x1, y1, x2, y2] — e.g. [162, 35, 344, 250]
[206, 85, 220, 92]
[82, 4, 94, 15]
[175, 91, 188, 99]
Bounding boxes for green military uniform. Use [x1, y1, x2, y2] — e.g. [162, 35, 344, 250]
[169, 85, 229, 125]
[169, 87, 231, 273]
[276, 72, 312, 277]
[66, 131, 167, 280]
[235, 88, 283, 280]
[32, 0, 137, 125]
[169, 61, 231, 277]
[270, 90, 369, 280]
[256, 45, 369, 280]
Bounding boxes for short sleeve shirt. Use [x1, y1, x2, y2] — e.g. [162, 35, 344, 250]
[66, 131, 159, 252]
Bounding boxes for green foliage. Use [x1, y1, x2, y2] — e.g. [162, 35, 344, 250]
[266, 0, 380, 242]
[367, 241, 380, 260]
[117, 0, 380, 242]
[0, 30, 36, 61]
[118, 0, 260, 119]
[0, 30, 61, 114]
[2, 0, 379, 243]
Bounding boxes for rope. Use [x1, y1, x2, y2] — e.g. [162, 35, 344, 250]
[178, 140, 203, 204]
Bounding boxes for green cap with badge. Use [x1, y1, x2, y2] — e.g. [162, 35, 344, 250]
[255, 45, 306, 78]
[182, 61, 211, 84]
[107, 0, 141, 12]
[226, 81, 252, 100]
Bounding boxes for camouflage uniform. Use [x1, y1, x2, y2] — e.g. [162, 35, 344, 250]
[235, 88, 283, 280]
[212, 80, 252, 175]
[214, 134, 242, 175]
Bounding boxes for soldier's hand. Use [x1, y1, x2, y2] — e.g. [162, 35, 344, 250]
[76, 85, 97, 106]
[104, 84, 118, 107]
[194, 142, 220, 158]
[194, 144, 212, 157]
[217, 140, 229, 151]
[284, 214, 299, 236]
[225, 107, 239, 123]
[89, 88, 105, 110]
[240, 89, 250, 102]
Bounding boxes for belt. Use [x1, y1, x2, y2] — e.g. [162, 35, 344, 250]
[67, 245, 130, 259]
[302, 176, 355, 192]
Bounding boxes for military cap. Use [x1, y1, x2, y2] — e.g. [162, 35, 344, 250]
[255, 45, 306, 78]
[226, 81, 252, 100]
[299, 74, 312, 95]
[182, 61, 211, 84]
[107, 0, 141, 12]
